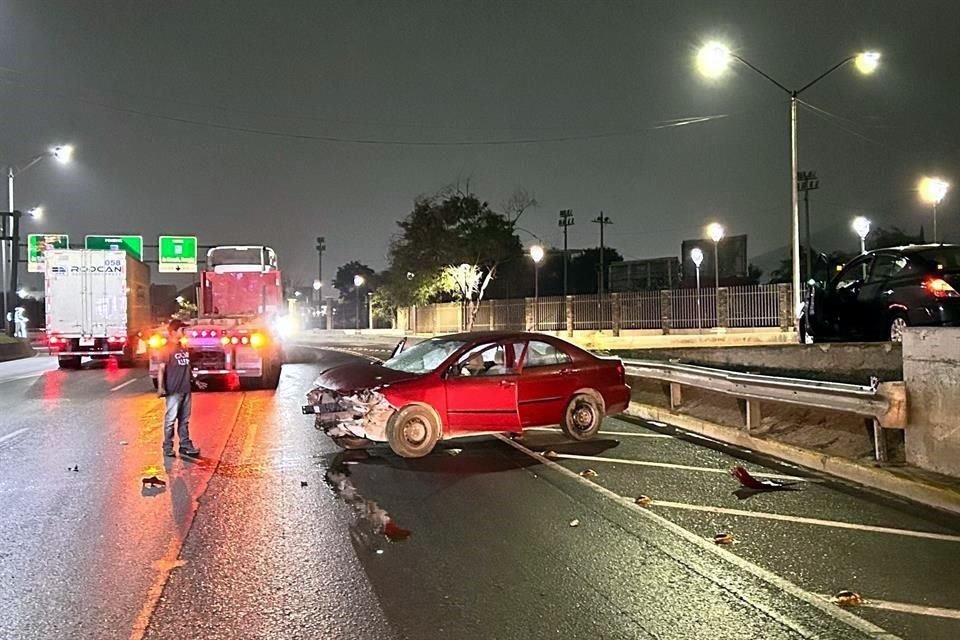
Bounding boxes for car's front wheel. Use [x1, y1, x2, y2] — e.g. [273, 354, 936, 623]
[331, 435, 372, 450]
[561, 393, 603, 441]
[888, 313, 909, 343]
[387, 405, 441, 458]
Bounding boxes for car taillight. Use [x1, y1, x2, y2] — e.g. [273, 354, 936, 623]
[148, 335, 167, 349]
[107, 336, 126, 344]
[250, 332, 265, 348]
[924, 278, 959, 299]
[616, 362, 625, 383]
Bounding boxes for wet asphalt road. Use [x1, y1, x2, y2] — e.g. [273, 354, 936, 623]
[1, 344, 958, 639]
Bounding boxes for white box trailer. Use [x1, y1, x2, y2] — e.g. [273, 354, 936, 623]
[44, 249, 151, 369]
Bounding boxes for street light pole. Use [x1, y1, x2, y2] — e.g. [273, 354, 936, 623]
[353, 274, 365, 334]
[530, 244, 544, 331]
[592, 212, 612, 297]
[919, 177, 949, 243]
[691, 248, 704, 332]
[3, 145, 74, 333]
[558, 209, 574, 297]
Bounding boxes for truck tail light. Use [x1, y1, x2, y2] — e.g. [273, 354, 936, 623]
[107, 336, 127, 344]
[148, 335, 167, 349]
[924, 278, 959, 299]
[230, 336, 239, 345]
[220, 336, 231, 346]
[250, 332, 265, 348]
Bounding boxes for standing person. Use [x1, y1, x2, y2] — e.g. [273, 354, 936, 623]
[157, 320, 200, 457]
[13, 307, 28, 339]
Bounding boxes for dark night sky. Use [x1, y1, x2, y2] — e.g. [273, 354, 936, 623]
[2, 0, 958, 289]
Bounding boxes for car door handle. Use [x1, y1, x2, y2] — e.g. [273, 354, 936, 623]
[499, 380, 515, 387]
[559, 368, 572, 376]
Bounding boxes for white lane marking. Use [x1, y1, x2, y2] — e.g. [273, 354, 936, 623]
[817, 596, 960, 621]
[651, 500, 960, 543]
[111, 378, 142, 392]
[550, 452, 812, 482]
[525, 426, 672, 439]
[0, 427, 29, 445]
[647, 421, 668, 427]
[494, 434, 900, 640]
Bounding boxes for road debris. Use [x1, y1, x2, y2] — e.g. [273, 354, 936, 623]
[445, 448, 463, 456]
[300, 481, 309, 487]
[569, 519, 580, 527]
[832, 590, 864, 607]
[730, 465, 801, 500]
[119, 441, 128, 446]
[713, 532, 735, 545]
[67, 465, 79, 472]
[141, 476, 166, 488]
[579, 469, 598, 478]
[634, 495, 653, 506]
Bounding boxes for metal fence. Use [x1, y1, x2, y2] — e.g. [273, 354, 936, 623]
[619, 290, 662, 330]
[728, 284, 781, 328]
[402, 283, 791, 335]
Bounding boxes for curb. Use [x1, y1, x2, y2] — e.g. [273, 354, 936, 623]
[625, 401, 960, 517]
[0, 340, 35, 362]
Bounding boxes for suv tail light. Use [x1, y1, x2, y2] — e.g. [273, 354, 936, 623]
[924, 278, 959, 299]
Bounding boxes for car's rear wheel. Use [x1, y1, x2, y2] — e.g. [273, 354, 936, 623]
[387, 405, 441, 458]
[889, 313, 909, 343]
[561, 393, 603, 441]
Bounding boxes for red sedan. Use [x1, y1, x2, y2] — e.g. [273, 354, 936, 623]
[302, 331, 631, 458]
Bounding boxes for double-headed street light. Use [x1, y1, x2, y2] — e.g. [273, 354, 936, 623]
[918, 177, 949, 243]
[530, 244, 544, 330]
[697, 42, 880, 318]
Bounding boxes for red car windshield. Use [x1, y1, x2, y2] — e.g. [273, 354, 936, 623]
[382, 338, 466, 374]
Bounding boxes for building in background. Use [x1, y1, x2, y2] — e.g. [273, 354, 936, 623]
[609, 257, 680, 292]
[681, 234, 748, 287]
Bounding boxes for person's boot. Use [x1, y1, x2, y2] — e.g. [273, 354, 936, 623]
[163, 447, 175, 457]
[179, 445, 201, 457]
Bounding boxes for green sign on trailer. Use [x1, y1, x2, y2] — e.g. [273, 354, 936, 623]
[85, 235, 144, 261]
[27, 233, 70, 273]
[158, 235, 199, 273]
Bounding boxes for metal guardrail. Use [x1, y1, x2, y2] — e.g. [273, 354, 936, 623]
[622, 359, 906, 462]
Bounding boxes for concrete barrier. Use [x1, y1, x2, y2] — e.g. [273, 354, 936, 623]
[0, 339, 35, 362]
[615, 342, 902, 385]
[904, 328, 960, 478]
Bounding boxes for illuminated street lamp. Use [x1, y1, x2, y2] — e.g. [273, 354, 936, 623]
[852, 216, 871, 279]
[691, 247, 704, 331]
[530, 244, 544, 330]
[28, 206, 43, 219]
[918, 177, 949, 243]
[4, 144, 74, 334]
[353, 274, 365, 333]
[696, 41, 880, 317]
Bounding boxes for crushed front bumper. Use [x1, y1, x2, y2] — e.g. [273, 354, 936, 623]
[302, 386, 396, 443]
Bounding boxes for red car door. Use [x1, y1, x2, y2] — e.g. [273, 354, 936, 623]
[444, 342, 521, 433]
[517, 339, 578, 427]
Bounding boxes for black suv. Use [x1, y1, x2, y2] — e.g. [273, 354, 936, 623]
[800, 244, 960, 342]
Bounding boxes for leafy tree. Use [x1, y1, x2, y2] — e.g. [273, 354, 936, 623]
[567, 247, 624, 295]
[866, 225, 925, 250]
[381, 184, 528, 330]
[333, 261, 378, 300]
